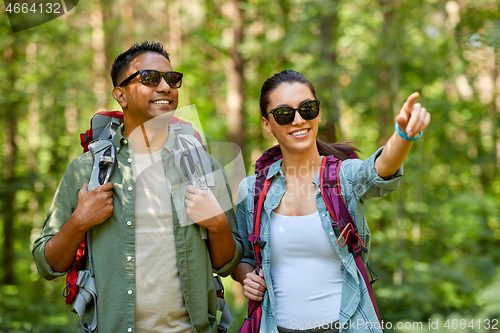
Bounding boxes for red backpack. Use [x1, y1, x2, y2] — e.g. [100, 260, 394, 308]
[241, 145, 381, 332]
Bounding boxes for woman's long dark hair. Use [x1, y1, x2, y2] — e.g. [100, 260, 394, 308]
[260, 70, 359, 160]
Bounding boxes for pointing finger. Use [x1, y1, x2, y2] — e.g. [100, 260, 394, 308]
[403, 92, 420, 115]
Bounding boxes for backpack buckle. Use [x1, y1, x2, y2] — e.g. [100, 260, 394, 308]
[337, 223, 367, 256]
[88, 140, 116, 191]
[352, 243, 362, 257]
[248, 233, 266, 249]
[76, 270, 90, 287]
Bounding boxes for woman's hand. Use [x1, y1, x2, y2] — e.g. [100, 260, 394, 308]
[375, 92, 431, 178]
[395, 92, 431, 138]
[243, 268, 268, 301]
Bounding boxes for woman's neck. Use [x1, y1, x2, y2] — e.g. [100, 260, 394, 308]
[281, 147, 322, 179]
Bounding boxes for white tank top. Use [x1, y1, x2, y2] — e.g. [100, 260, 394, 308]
[270, 211, 342, 329]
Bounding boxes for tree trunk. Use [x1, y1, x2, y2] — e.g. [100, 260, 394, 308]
[166, 0, 182, 61]
[378, 0, 405, 286]
[121, 0, 134, 52]
[377, 0, 397, 146]
[223, 0, 246, 158]
[317, 0, 341, 143]
[277, 0, 291, 68]
[495, 46, 500, 175]
[1, 45, 19, 285]
[90, 0, 108, 110]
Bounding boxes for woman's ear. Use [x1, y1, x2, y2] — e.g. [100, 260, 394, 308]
[261, 117, 272, 134]
[113, 87, 127, 108]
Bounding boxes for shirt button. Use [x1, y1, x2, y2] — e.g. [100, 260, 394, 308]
[128, 186, 133, 191]
[123, 139, 128, 145]
[127, 221, 132, 226]
[330, 232, 334, 236]
[128, 290, 133, 295]
[127, 256, 132, 261]
[128, 329, 132, 333]
[127, 158, 132, 163]
[322, 213, 326, 217]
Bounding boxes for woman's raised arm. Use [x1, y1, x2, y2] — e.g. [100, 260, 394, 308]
[375, 92, 431, 179]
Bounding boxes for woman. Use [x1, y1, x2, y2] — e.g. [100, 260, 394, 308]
[233, 70, 430, 333]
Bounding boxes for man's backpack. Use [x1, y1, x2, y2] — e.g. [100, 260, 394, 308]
[247, 145, 382, 326]
[62, 110, 232, 333]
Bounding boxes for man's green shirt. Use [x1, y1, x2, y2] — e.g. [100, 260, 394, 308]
[33, 124, 243, 333]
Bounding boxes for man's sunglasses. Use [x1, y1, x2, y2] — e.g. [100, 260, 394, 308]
[264, 99, 321, 125]
[118, 70, 183, 88]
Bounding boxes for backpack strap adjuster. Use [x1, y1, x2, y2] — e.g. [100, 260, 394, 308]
[76, 270, 90, 288]
[248, 233, 266, 249]
[351, 243, 362, 257]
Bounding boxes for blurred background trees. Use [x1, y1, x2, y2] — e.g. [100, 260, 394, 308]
[1, 0, 499, 331]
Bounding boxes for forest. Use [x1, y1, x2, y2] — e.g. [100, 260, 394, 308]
[0, 0, 499, 332]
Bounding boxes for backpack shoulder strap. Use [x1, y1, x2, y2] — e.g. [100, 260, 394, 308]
[81, 111, 123, 153]
[171, 122, 214, 186]
[169, 116, 205, 149]
[71, 230, 98, 333]
[320, 156, 365, 253]
[319, 155, 382, 324]
[168, 121, 233, 330]
[247, 145, 282, 267]
[170, 122, 213, 240]
[248, 176, 272, 268]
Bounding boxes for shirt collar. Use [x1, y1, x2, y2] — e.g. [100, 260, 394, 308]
[113, 123, 175, 154]
[266, 158, 285, 180]
[312, 169, 321, 186]
[113, 124, 126, 150]
[265, 155, 323, 185]
[312, 156, 325, 186]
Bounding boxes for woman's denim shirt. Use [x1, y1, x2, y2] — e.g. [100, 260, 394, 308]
[236, 148, 403, 333]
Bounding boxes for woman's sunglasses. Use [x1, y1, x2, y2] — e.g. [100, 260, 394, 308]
[265, 99, 321, 125]
[118, 70, 183, 88]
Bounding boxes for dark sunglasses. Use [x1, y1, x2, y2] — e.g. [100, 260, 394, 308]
[265, 99, 321, 125]
[118, 70, 183, 88]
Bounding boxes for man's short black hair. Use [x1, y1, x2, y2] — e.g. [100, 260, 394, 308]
[111, 40, 170, 87]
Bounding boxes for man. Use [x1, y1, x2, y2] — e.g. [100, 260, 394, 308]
[33, 41, 243, 333]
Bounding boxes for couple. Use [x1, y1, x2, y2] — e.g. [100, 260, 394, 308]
[33, 41, 430, 333]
